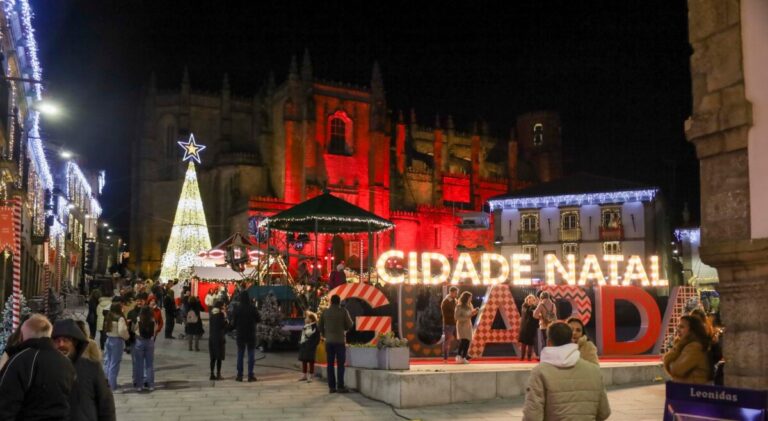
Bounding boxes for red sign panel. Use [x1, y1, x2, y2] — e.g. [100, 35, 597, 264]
[0, 207, 15, 252]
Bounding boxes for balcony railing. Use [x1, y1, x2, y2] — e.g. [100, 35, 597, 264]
[599, 225, 624, 241]
[559, 228, 582, 242]
[518, 229, 540, 244]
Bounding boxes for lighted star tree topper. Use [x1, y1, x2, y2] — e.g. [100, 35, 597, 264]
[159, 134, 213, 281]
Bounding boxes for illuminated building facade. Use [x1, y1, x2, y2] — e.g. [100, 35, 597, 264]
[131, 51, 562, 277]
[489, 173, 674, 284]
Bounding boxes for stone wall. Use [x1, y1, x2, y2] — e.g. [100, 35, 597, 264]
[686, 0, 768, 388]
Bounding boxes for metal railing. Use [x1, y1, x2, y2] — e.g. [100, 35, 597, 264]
[518, 229, 541, 244]
[599, 225, 624, 241]
[559, 228, 582, 242]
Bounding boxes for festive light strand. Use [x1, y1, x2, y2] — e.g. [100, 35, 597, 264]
[488, 189, 659, 211]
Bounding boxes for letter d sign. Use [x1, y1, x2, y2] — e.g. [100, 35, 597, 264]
[596, 286, 661, 355]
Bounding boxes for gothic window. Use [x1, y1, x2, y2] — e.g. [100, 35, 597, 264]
[327, 110, 353, 155]
[329, 118, 347, 155]
[230, 172, 241, 201]
[165, 125, 177, 158]
[533, 123, 544, 146]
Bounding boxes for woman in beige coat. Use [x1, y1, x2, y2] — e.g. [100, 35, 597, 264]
[454, 291, 478, 364]
[664, 315, 712, 384]
[567, 317, 599, 365]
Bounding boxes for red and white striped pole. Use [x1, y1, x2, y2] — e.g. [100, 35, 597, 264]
[11, 196, 22, 331]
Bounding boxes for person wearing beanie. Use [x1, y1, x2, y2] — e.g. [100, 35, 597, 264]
[328, 262, 347, 290]
[52, 319, 116, 421]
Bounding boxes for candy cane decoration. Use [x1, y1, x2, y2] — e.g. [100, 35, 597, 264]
[11, 196, 22, 331]
[328, 283, 391, 344]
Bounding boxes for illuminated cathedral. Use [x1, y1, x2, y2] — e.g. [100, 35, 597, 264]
[129, 51, 562, 277]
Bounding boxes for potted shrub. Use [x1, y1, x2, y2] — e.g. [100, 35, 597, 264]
[376, 332, 410, 370]
[348, 344, 379, 369]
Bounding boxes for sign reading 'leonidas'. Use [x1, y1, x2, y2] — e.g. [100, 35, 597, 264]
[376, 250, 668, 286]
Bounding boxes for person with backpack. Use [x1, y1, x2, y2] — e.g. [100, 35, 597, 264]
[533, 291, 557, 356]
[96, 294, 113, 350]
[208, 300, 228, 380]
[185, 296, 204, 351]
[132, 307, 157, 392]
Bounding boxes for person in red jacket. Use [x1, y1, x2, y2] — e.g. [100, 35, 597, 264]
[148, 297, 164, 339]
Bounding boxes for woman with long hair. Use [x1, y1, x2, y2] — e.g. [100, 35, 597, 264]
[208, 300, 228, 380]
[454, 291, 478, 364]
[103, 302, 129, 391]
[519, 294, 538, 361]
[132, 306, 156, 392]
[663, 315, 712, 384]
[567, 317, 599, 365]
[690, 308, 724, 385]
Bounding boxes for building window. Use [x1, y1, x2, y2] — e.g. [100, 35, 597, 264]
[434, 227, 440, 249]
[601, 207, 622, 228]
[561, 210, 579, 230]
[329, 118, 347, 154]
[523, 245, 538, 263]
[533, 123, 544, 146]
[521, 212, 539, 232]
[165, 125, 176, 158]
[230, 172, 241, 201]
[508, 220, 513, 236]
[603, 241, 621, 255]
[562, 243, 579, 259]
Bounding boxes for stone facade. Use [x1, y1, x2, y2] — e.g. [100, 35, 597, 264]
[130, 52, 562, 277]
[686, 0, 768, 388]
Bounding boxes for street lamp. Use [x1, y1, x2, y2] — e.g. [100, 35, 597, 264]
[60, 150, 73, 159]
[34, 100, 61, 116]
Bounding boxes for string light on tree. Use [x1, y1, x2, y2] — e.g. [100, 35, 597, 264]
[159, 134, 213, 281]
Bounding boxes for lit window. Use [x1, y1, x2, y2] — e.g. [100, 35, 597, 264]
[603, 241, 621, 255]
[561, 210, 579, 230]
[523, 245, 538, 263]
[521, 212, 539, 232]
[601, 207, 622, 228]
[329, 118, 347, 155]
[562, 243, 579, 259]
[533, 123, 544, 146]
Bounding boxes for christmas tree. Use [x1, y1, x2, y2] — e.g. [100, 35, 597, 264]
[0, 293, 31, 355]
[159, 160, 213, 281]
[256, 291, 289, 349]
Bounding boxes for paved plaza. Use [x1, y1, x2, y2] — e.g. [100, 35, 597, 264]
[111, 319, 666, 420]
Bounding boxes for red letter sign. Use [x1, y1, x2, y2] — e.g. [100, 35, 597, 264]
[596, 286, 661, 355]
[469, 284, 521, 358]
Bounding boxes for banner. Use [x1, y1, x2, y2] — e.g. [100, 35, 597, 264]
[664, 381, 767, 421]
[0, 206, 15, 252]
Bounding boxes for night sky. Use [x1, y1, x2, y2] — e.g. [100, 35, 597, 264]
[31, 0, 697, 237]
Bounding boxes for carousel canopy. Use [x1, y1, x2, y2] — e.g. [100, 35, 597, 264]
[211, 232, 256, 250]
[258, 192, 394, 234]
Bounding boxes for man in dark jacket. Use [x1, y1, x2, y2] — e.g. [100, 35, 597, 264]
[52, 319, 116, 421]
[0, 314, 76, 420]
[318, 294, 353, 393]
[163, 286, 176, 339]
[232, 291, 259, 382]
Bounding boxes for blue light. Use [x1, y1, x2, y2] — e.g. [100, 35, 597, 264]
[488, 189, 658, 210]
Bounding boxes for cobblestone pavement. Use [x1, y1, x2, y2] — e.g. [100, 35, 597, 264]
[112, 318, 666, 420]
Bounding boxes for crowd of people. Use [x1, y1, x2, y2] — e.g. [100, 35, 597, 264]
[0, 276, 727, 420]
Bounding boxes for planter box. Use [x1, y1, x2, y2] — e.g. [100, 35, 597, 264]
[348, 347, 379, 369]
[378, 347, 410, 370]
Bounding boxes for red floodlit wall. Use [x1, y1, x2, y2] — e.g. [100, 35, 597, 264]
[458, 228, 493, 251]
[443, 175, 471, 203]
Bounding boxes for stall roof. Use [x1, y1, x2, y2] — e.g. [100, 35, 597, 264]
[191, 266, 246, 281]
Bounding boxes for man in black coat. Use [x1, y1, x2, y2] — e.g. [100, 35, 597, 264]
[52, 319, 116, 421]
[231, 291, 259, 382]
[163, 286, 177, 339]
[0, 314, 75, 420]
